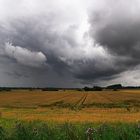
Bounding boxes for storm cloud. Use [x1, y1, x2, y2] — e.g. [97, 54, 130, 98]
[91, 0, 140, 58]
[0, 0, 140, 87]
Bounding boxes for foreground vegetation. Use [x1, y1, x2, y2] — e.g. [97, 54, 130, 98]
[0, 118, 140, 140]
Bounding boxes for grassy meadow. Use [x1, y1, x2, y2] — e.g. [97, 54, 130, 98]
[0, 89, 140, 139]
[0, 118, 140, 140]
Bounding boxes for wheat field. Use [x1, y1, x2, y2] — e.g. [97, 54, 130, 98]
[0, 89, 140, 123]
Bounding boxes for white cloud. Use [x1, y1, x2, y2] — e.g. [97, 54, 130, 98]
[4, 42, 47, 67]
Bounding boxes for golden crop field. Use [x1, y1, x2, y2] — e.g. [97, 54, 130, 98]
[0, 89, 140, 123]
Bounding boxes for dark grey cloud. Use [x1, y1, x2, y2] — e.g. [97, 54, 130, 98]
[90, 0, 140, 60]
[0, 13, 84, 87]
[0, 0, 140, 87]
[81, 0, 140, 85]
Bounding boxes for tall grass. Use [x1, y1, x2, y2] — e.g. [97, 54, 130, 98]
[0, 119, 140, 140]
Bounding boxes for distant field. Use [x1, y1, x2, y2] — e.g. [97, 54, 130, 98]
[0, 89, 140, 123]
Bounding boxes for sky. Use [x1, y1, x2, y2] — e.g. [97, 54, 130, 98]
[0, 0, 140, 87]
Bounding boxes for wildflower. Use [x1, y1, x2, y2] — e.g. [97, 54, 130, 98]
[85, 128, 96, 140]
[33, 128, 38, 136]
[15, 122, 22, 129]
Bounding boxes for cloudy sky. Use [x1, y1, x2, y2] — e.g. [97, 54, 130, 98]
[0, 0, 140, 87]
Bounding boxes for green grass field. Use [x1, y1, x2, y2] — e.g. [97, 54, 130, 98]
[0, 118, 140, 140]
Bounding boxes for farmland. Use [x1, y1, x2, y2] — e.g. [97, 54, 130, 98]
[0, 89, 139, 123]
[0, 89, 140, 140]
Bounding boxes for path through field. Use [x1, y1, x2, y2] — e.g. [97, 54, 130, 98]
[0, 89, 140, 122]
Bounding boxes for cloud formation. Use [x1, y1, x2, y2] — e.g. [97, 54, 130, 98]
[0, 0, 140, 87]
[4, 42, 47, 67]
[90, 0, 140, 58]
